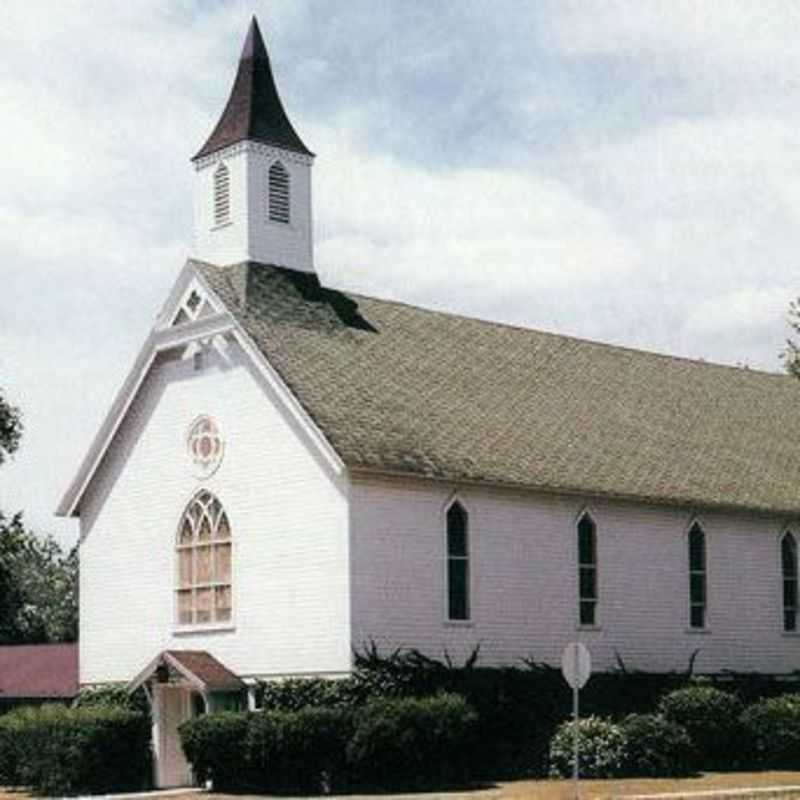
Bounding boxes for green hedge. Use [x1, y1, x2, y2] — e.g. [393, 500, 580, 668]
[658, 685, 744, 769]
[741, 693, 800, 769]
[180, 710, 250, 790]
[0, 704, 151, 795]
[619, 713, 692, 777]
[248, 706, 354, 793]
[247, 649, 800, 778]
[348, 693, 477, 790]
[179, 693, 475, 793]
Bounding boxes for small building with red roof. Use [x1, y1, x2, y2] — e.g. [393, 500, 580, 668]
[0, 643, 79, 708]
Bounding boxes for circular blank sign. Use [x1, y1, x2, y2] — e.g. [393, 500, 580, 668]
[561, 642, 592, 689]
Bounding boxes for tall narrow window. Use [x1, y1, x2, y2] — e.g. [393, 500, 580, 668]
[269, 161, 290, 224]
[213, 162, 230, 225]
[782, 532, 798, 632]
[577, 513, 597, 626]
[446, 501, 469, 621]
[688, 523, 707, 629]
[176, 491, 232, 626]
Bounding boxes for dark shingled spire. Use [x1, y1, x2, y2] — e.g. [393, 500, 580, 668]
[193, 16, 313, 160]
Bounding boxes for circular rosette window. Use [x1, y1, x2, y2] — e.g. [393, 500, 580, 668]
[187, 416, 224, 478]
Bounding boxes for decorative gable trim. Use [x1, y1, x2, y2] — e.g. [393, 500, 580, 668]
[56, 263, 345, 518]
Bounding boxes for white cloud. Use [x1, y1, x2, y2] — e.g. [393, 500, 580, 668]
[315, 132, 640, 303]
[685, 286, 795, 336]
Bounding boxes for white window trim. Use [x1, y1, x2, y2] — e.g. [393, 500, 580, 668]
[173, 490, 235, 631]
[686, 519, 709, 632]
[781, 528, 798, 633]
[442, 494, 473, 625]
[575, 507, 600, 630]
[213, 162, 231, 227]
[268, 160, 291, 225]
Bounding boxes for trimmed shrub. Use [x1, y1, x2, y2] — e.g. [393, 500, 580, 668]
[347, 692, 478, 790]
[741, 693, 800, 769]
[0, 704, 150, 795]
[620, 713, 692, 777]
[73, 684, 150, 714]
[548, 716, 627, 779]
[0, 708, 23, 785]
[248, 706, 354, 793]
[658, 685, 744, 769]
[179, 711, 250, 790]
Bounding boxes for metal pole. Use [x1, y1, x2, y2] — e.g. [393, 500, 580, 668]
[573, 682, 580, 800]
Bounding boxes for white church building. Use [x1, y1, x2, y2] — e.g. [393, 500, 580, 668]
[57, 17, 800, 787]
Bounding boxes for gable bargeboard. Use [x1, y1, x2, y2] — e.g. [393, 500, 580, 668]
[76, 295, 350, 685]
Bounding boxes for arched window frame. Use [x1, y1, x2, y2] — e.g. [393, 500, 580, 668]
[782, 530, 798, 633]
[175, 491, 233, 627]
[445, 498, 470, 622]
[213, 162, 230, 226]
[576, 510, 598, 627]
[687, 521, 707, 630]
[268, 160, 290, 224]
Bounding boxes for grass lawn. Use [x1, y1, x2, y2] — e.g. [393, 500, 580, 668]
[6, 773, 800, 799]
[493, 771, 800, 798]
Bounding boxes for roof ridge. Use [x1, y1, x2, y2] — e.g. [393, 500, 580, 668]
[193, 259, 789, 379]
[339, 285, 789, 380]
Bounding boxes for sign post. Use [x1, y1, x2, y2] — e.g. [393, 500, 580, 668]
[560, 642, 592, 800]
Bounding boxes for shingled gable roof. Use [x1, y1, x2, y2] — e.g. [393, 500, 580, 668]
[193, 258, 800, 517]
[193, 16, 312, 160]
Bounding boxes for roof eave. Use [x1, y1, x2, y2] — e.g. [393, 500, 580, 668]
[346, 464, 800, 521]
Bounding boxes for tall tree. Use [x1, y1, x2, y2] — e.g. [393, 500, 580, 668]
[0, 389, 78, 643]
[0, 388, 22, 465]
[786, 299, 800, 379]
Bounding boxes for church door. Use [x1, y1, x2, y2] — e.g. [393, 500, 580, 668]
[156, 686, 193, 788]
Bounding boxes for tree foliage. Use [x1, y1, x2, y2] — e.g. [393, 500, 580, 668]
[0, 514, 78, 644]
[784, 299, 800, 378]
[0, 389, 22, 466]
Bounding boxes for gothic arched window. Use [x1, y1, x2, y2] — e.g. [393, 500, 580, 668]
[176, 491, 232, 625]
[268, 161, 290, 224]
[688, 522, 707, 629]
[782, 531, 798, 632]
[213, 162, 230, 225]
[446, 501, 470, 621]
[577, 512, 597, 626]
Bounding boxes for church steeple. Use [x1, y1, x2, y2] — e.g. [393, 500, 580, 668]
[191, 17, 315, 273]
[194, 17, 312, 160]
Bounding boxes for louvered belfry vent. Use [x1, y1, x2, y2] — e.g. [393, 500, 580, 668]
[213, 163, 230, 225]
[268, 161, 290, 224]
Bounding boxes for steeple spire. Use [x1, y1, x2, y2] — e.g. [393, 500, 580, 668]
[194, 16, 312, 160]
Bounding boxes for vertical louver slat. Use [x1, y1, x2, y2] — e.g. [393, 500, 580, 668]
[213, 163, 230, 225]
[269, 161, 290, 224]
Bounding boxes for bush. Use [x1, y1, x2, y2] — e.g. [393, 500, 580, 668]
[0, 704, 150, 795]
[248, 706, 354, 793]
[741, 693, 800, 769]
[347, 692, 478, 790]
[0, 708, 23, 785]
[658, 685, 744, 769]
[179, 711, 250, 790]
[620, 713, 692, 777]
[548, 716, 627, 778]
[73, 684, 150, 714]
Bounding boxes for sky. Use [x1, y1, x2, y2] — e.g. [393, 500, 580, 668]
[1, 1, 799, 546]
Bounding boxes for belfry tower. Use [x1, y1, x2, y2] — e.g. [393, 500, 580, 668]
[191, 17, 315, 273]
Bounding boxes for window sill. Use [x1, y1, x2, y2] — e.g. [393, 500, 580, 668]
[685, 627, 711, 635]
[173, 623, 236, 636]
[782, 631, 800, 638]
[576, 624, 603, 632]
[444, 619, 474, 628]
